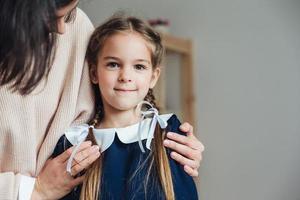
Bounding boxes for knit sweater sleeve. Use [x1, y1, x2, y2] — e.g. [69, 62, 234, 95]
[71, 60, 95, 126]
[0, 8, 95, 199]
[68, 9, 95, 126]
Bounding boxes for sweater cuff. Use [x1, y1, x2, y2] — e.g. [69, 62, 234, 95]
[19, 175, 36, 200]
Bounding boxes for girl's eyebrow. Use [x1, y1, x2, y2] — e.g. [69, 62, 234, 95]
[103, 56, 150, 64]
[103, 56, 120, 61]
[135, 59, 150, 64]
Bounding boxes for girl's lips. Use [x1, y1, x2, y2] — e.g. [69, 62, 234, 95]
[114, 88, 137, 92]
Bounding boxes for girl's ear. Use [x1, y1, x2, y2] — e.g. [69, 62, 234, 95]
[89, 64, 98, 84]
[150, 67, 161, 89]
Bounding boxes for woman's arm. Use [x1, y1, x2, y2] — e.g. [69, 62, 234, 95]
[164, 122, 205, 177]
[0, 141, 100, 200]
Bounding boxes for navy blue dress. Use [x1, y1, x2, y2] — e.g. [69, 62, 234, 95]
[52, 115, 198, 200]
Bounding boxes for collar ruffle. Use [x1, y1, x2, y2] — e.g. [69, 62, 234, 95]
[65, 113, 173, 173]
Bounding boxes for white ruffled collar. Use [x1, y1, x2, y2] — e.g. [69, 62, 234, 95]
[65, 113, 173, 153]
[64, 100, 173, 174]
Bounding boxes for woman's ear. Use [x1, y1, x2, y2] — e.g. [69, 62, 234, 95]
[89, 64, 98, 84]
[150, 67, 161, 89]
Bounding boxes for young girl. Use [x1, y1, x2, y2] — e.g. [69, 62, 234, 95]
[53, 15, 198, 200]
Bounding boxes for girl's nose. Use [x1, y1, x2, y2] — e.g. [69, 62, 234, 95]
[118, 68, 132, 82]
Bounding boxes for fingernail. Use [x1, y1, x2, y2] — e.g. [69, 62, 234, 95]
[171, 151, 177, 157]
[167, 132, 173, 137]
[92, 145, 99, 151]
[163, 140, 170, 146]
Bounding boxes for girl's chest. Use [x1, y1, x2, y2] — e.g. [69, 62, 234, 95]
[100, 136, 164, 200]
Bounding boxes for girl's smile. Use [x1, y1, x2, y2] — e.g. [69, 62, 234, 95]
[113, 88, 138, 92]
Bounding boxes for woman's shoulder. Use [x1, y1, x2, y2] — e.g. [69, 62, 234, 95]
[75, 8, 94, 31]
[61, 8, 94, 43]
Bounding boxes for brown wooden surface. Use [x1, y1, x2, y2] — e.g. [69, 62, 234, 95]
[158, 33, 196, 127]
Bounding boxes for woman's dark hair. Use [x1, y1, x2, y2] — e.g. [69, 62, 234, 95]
[0, 0, 76, 95]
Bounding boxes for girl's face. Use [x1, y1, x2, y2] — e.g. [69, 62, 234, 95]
[90, 32, 160, 114]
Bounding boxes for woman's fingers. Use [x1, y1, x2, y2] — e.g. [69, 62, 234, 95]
[164, 139, 199, 159]
[179, 122, 193, 137]
[70, 175, 86, 188]
[184, 165, 199, 177]
[163, 121, 205, 177]
[169, 148, 201, 177]
[71, 145, 100, 166]
[170, 151, 200, 169]
[54, 141, 101, 176]
[164, 137, 204, 172]
[165, 132, 200, 150]
[69, 146, 101, 175]
[176, 122, 205, 152]
[56, 141, 92, 163]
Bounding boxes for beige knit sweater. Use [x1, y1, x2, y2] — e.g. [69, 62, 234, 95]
[0, 8, 95, 199]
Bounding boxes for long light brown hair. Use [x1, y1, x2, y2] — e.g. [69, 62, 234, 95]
[82, 14, 174, 200]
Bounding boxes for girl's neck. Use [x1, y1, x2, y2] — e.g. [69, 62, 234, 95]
[99, 108, 140, 129]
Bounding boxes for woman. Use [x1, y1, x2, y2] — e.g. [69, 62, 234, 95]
[0, 0, 204, 199]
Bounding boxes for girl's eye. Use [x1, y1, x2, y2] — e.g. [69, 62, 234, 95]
[107, 62, 119, 69]
[134, 64, 146, 70]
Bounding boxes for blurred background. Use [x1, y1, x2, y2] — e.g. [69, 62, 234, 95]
[79, 0, 300, 199]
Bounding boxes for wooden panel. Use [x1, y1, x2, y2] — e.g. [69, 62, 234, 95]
[158, 33, 196, 127]
[162, 33, 191, 54]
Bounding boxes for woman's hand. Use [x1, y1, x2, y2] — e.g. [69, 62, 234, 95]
[163, 122, 204, 177]
[31, 141, 100, 200]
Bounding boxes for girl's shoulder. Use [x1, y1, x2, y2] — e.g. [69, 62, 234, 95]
[52, 124, 89, 157]
[52, 134, 73, 158]
[165, 114, 184, 135]
[52, 123, 91, 157]
[165, 114, 199, 200]
[51, 135, 73, 158]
